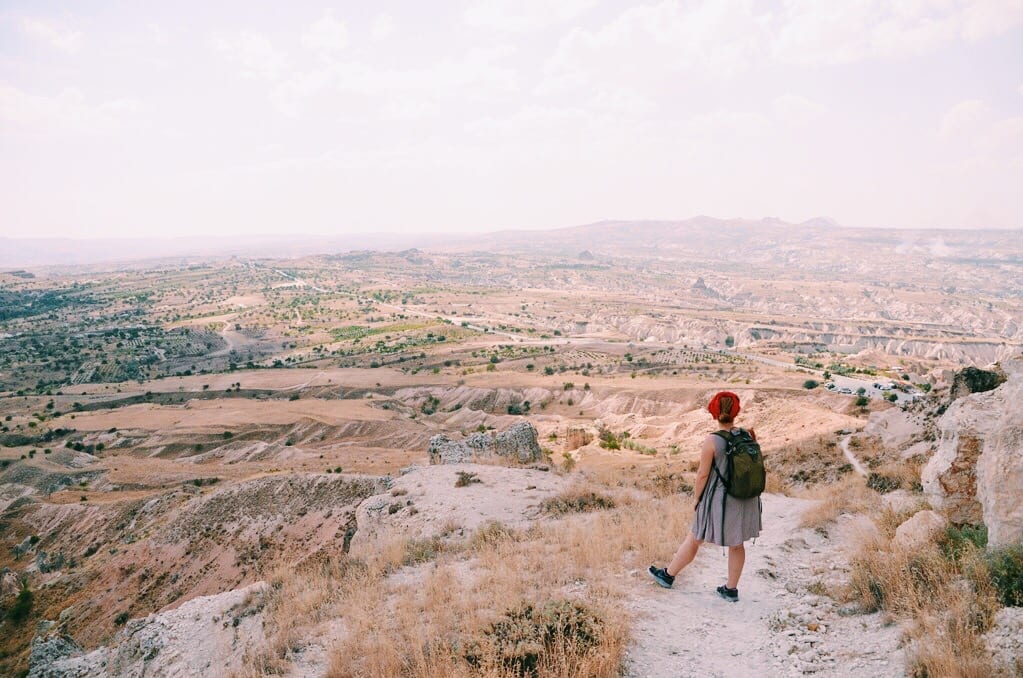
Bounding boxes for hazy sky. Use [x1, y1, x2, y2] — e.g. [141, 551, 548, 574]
[2, 1, 1022, 239]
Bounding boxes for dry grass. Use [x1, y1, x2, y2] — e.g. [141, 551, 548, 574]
[844, 520, 1000, 678]
[798, 475, 879, 530]
[865, 460, 923, 494]
[243, 480, 690, 677]
[241, 554, 370, 675]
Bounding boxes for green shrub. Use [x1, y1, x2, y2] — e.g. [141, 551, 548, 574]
[803, 379, 819, 389]
[939, 524, 988, 563]
[6, 585, 33, 624]
[597, 429, 620, 450]
[987, 543, 1023, 607]
[866, 473, 900, 494]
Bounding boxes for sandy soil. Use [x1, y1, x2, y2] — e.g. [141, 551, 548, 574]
[68, 398, 392, 430]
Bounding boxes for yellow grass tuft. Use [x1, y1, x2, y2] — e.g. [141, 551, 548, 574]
[798, 475, 879, 530]
[844, 520, 999, 677]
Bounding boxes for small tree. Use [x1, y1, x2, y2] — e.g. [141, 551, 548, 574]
[855, 395, 869, 408]
[803, 379, 819, 389]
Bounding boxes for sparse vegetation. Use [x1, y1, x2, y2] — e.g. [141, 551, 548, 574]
[540, 488, 616, 515]
[455, 471, 482, 487]
[847, 516, 1000, 677]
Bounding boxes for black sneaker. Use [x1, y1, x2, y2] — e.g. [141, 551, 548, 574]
[648, 566, 675, 589]
[716, 585, 738, 602]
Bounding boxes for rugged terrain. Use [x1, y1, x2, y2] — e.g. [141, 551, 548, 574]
[2, 221, 1021, 676]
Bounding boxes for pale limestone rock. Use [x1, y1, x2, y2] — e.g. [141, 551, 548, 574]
[893, 510, 947, 550]
[427, 421, 542, 465]
[28, 583, 267, 678]
[922, 360, 1023, 548]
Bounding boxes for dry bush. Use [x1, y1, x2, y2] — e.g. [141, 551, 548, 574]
[465, 600, 625, 677]
[798, 475, 879, 530]
[766, 434, 850, 486]
[844, 521, 1000, 677]
[764, 471, 791, 496]
[539, 487, 616, 516]
[637, 466, 694, 498]
[455, 471, 482, 487]
[866, 460, 923, 494]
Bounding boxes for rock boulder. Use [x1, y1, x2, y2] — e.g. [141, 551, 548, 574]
[428, 421, 543, 465]
[893, 510, 947, 550]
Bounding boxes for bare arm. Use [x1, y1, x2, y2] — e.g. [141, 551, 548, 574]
[691, 435, 717, 509]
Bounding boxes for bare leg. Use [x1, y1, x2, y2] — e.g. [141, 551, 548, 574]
[667, 534, 703, 577]
[727, 544, 745, 588]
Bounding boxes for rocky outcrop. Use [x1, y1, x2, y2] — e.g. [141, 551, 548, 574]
[35, 551, 65, 574]
[949, 366, 1006, 402]
[0, 567, 20, 600]
[27, 623, 95, 678]
[28, 583, 267, 678]
[922, 360, 1023, 548]
[427, 421, 542, 465]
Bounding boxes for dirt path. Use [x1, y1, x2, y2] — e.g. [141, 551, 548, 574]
[623, 494, 902, 677]
[840, 435, 868, 477]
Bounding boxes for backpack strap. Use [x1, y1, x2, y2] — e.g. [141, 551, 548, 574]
[708, 430, 732, 543]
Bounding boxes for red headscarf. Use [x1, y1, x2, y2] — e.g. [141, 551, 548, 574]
[707, 391, 741, 419]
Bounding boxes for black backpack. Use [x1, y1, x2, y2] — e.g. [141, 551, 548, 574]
[711, 428, 766, 499]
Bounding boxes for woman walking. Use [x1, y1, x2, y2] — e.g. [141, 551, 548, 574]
[648, 391, 763, 601]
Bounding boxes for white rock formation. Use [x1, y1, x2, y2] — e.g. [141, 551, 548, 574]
[922, 360, 1023, 548]
[427, 421, 543, 465]
[28, 583, 267, 678]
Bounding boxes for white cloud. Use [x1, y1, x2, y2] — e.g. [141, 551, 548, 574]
[542, 0, 769, 94]
[542, 0, 1023, 95]
[465, 0, 596, 32]
[301, 10, 348, 58]
[0, 85, 139, 134]
[466, 105, 591, 138]
[773, 94, 825, 125]
[940, 99, 991, 139]
[210, 30, 287, 80]
[372, 13, 395, 41]
[21, 17, 82, 53]
[270, 46, 519, 117]
[146, 23, 168, 46]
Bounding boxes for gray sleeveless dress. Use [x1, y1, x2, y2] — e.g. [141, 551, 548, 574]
[691, 430, 762, 547]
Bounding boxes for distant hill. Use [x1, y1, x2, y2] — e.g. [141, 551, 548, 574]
[0, 233, 445, 268]
[2, 217, 1018, 268]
